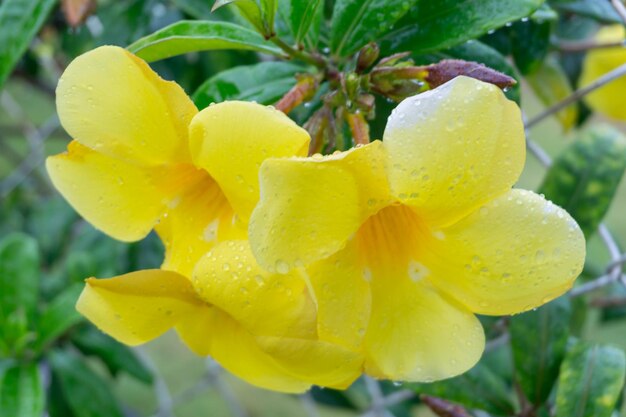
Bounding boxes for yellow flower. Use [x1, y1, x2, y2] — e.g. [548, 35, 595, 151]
[47, 46, 362, 392]
[249, 76, 586, 382]
[580, 25, 626, 121]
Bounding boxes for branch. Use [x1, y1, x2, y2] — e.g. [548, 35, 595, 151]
[524, 62, 626, 129]
[555, 39, 626, 52]
[611, 0, 626, 24]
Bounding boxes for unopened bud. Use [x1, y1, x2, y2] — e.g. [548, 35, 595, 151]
[356, 42, 380, 73]
[425, 59, 517, 89]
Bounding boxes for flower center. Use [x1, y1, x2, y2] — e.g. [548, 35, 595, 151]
[355, 204, 432, 281]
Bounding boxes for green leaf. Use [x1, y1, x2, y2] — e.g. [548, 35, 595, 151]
[0, 363, 44, 417]
[49, 349, 124, 417]
[384, 0, 543, 55]
[330, 0, 418, 57]
[510, 19, 551, 75]
[510, 297, 571, 406]
[260, 0, 278, 34]
[192, 61, 304, 108]
[539, 125, 626, 237]
[412, 362, 516, 415]
[36, 283, 84, 351]
[26, 196, 77, 264]
[551, 0, 622, 23]
[0, 0, 57, 90]
[555, 343, 626, 417]
[213, 0, 266, 34]
[285, 0, 323, 44]
[72, 326, 153, 384]
[127, 20, 284, 62]
[527, 57, 578, 131]
[0, 233, 39, 322]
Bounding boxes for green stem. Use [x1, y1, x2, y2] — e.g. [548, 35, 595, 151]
[270, 37, 326, 69]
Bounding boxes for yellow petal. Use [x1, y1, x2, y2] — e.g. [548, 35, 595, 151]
[424, 189, 585, 315]
[256, 336, 363, 389]
[177, 306, 312, 393]
[56, 45, 197, 165]
[305, 241, 370, 352]
[46, 141, 165, 241]
[192, 240, 316, 339]
[156, 170, 245, 277]
[249, 141, 391, 272]
[364, 274, 484, 382]
[175, 304, 215, 356]
[383, 76, 525, 227]
[76, 270, 203, 345]
[189, 101, 310, 220]
[580, 25, 626, 120]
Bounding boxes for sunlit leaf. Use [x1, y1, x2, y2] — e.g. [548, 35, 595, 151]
[555, 343, 626, 417]
[539, 125, 626, 237]
[527, 57, 578, 131]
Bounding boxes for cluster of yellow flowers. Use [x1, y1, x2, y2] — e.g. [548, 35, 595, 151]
[47, 46, 585, 392]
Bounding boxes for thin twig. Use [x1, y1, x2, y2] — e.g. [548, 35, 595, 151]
[136, 347, 174, 417]
[524, 62, 626, 129]
[555, 39, 626, 52]
[611, 0, 626, 24]
[205, 359, 249, 417]
[0, 91, 59, 197]
[364, 376, 387, 417]
[485, 333, 510, 352]
[299, 392, 321, 417]
[569, 273, 625, 297]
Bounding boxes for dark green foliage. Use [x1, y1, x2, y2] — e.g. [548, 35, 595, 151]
[0, 0, 57, 89]
[510, 297, 572, 405]
[193, 61, 306, 108]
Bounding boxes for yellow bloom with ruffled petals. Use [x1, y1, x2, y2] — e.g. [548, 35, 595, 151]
[47, 46, 362, 392]
[249, 76, 586, 382]
[580, 25, 626, 121]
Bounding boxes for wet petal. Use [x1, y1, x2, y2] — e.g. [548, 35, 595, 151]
[189, 101, 310, 221]
[76, 270, 203, 345]
[424, 189, 585, 315]
[305, 241, 371, 352]
[249, 141, 390, 272]
[46, 141, 164, 241]
[56, 45, 196, 165]
[156, 172, 245, 277]
[364, 274, 484, 382]
[383, 76, 525, 227]
[256, 336, 363, 389]
[177, 306, 312, 393]
[192, 240, 316, 339]
[580, 25, 626, 120]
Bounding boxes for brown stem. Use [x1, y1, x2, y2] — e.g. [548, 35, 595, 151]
[345, 111, 370, 145]
[421, 395, 473, 417]
[275, 75, 318, 114]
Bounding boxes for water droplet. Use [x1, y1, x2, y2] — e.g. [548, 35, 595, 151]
[275, 260, 289, 274]
[535, 250, 545, 262]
